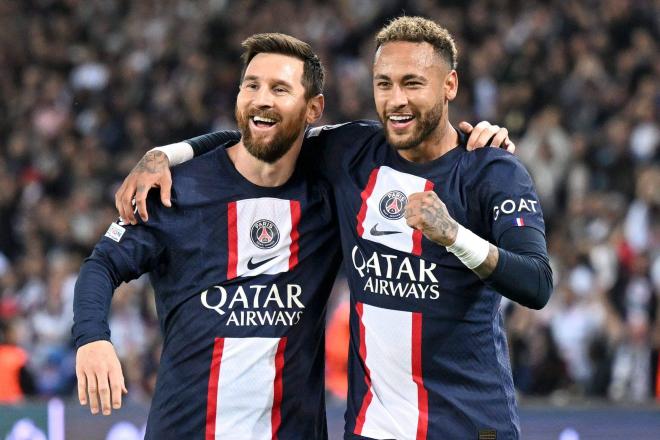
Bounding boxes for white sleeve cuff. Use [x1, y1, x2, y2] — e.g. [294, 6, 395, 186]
[151, 142, 194, 166]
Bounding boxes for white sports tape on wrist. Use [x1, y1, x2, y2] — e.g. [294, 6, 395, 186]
[446, 224, 490, 270]
[151, 142, 194, 166]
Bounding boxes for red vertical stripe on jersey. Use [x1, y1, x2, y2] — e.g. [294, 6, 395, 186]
[205, 338, 225, 440]
[271, 337, 287, 439]
[411, 312, 428, 440]
[354, 302, 373, 435]
[412, 180, 435, 256]
[226, 202, 238, 279]
[356, 168, 380, 237]
[288, 201, 301, 270]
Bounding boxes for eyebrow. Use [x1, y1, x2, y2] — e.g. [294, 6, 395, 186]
[373, 73, 427, 82]
[242, 75, 294, 88]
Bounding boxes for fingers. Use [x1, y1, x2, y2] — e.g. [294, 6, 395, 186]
[505, 140, 516, 154]
[77, 368, 88, 406]
[134, 185, 149, 223]
[457, 121, 474, 134]
[109, 369, 125, 410]
[160, 173, 173, 208]
[466, 121, 502, 151]
[87, 372, 100, 415]
[490, 127, 509, 148]
[96, 371, 112, 416]
[466, 121, 492, 150]
[472, 125, 500, 150]
[116, 179, 138, 225]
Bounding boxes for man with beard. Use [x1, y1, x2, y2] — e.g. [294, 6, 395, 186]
[115, 18, 552, 440]
[74, 34, 341, 439]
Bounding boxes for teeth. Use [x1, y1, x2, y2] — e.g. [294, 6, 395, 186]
[253, 116, 276, 123]
[389, 115, 413, 121]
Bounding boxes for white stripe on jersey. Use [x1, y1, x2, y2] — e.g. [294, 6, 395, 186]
[207, 337, 286, 440]
[358, 166, 432, 256]
[228, 197, 299, 278]
[355, 303, 427, 440]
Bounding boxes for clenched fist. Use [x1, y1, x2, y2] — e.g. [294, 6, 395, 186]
[405, 191, 458, 246]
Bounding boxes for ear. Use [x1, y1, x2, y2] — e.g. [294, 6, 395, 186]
[445, 70, 458, 101]
[306, 94, 324, 124]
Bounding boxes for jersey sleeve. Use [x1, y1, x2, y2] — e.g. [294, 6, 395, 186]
[186, 130, 241, 157]
[72, 196, 166, 348]
[474, 151, 546, 243]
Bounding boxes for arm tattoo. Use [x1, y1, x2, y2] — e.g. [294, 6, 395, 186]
[473, 244, 499, 279]
[424, 204, 458, 246]
[134, 150, 169, 174]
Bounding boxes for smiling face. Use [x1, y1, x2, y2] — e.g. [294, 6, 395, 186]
[235, 53, 311, 163]
[373, 41, 457, 151]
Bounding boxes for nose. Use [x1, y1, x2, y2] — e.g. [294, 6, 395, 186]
[252, 86, 274, 109]
[389, 85, 408, 110]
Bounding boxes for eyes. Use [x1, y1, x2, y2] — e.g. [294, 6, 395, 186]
[243, 82, 290, 95]
[375, 80, 424, 89]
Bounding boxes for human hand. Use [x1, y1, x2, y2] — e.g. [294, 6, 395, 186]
[76, 340, 128, 416]
[405, 191, 458, 246]
[115, 150, 172, 224]
[459, 121, 516, 153]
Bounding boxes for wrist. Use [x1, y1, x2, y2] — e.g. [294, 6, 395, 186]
[445, 224, 490, 270]
[151, 142, 193, 166]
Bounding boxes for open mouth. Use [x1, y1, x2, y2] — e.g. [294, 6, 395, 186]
[250, 115, 278, 129]
[388, 114, 415, 129]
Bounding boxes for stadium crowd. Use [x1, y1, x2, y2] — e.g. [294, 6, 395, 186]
[0, 0, 658, 406]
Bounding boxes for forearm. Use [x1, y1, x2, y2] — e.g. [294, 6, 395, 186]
[186, 130, 241, 157]
[151, 130, 242, 165]
[446, 225, 552, 309]
[72, 252, 123, 348]
[485, 245, 553, 309]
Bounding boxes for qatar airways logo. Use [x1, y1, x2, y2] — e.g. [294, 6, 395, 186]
[351, 246, 441, 299]
[200, 284, 304, 326]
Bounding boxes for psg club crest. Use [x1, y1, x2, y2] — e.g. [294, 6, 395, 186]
[379, 190, 407, 220]
[250, 219, 280, 249]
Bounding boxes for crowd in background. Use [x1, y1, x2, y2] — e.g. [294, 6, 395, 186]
[0, 0, 658, 405]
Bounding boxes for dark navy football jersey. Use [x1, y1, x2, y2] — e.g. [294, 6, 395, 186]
[305, 121, 545, 440]
[74, 144, 341, 439]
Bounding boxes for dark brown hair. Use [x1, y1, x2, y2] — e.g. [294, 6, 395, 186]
[375, 16, 458, 70]
[241, 33, 324, 99]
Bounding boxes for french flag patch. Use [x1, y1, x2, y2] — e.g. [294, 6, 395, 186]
[514, 217, 525, 227]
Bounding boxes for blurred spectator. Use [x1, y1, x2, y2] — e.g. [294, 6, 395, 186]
[0, 0, 657, 404]
[0, 320, 35, 403]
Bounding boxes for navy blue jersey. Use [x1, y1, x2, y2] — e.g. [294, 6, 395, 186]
[73, 144, 341, 439]
[305, 121, 545, 440]
[184, 120, 548, 439]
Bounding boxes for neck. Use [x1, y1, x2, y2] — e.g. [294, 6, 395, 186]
[397, 118, 458, 163]
[227, 132, 304, 187]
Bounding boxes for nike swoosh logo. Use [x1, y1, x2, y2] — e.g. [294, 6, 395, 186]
[370, 223, 401, 236]
[246, 256, 278, 270]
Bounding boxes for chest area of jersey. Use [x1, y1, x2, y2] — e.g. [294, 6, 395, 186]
[339, 165, 469, 256]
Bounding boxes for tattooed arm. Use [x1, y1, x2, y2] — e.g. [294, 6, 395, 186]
[404, 192, 499, 278]
[115, 150, 172, 225]
[404, 191, 551, 309]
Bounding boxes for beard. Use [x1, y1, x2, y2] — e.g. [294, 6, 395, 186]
[235, 105, 306, 164]
[380, 101, 443, 151]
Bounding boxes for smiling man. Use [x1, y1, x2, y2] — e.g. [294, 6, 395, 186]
[113, 17, 551, 440]
[73, 34, 341, 439]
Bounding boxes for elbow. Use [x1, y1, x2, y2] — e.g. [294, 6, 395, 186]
[528, 268, 554, 310]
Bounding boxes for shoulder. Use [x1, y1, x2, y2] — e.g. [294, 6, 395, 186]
[461, 147, 532, 184]
[305, 119, 381, 142]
